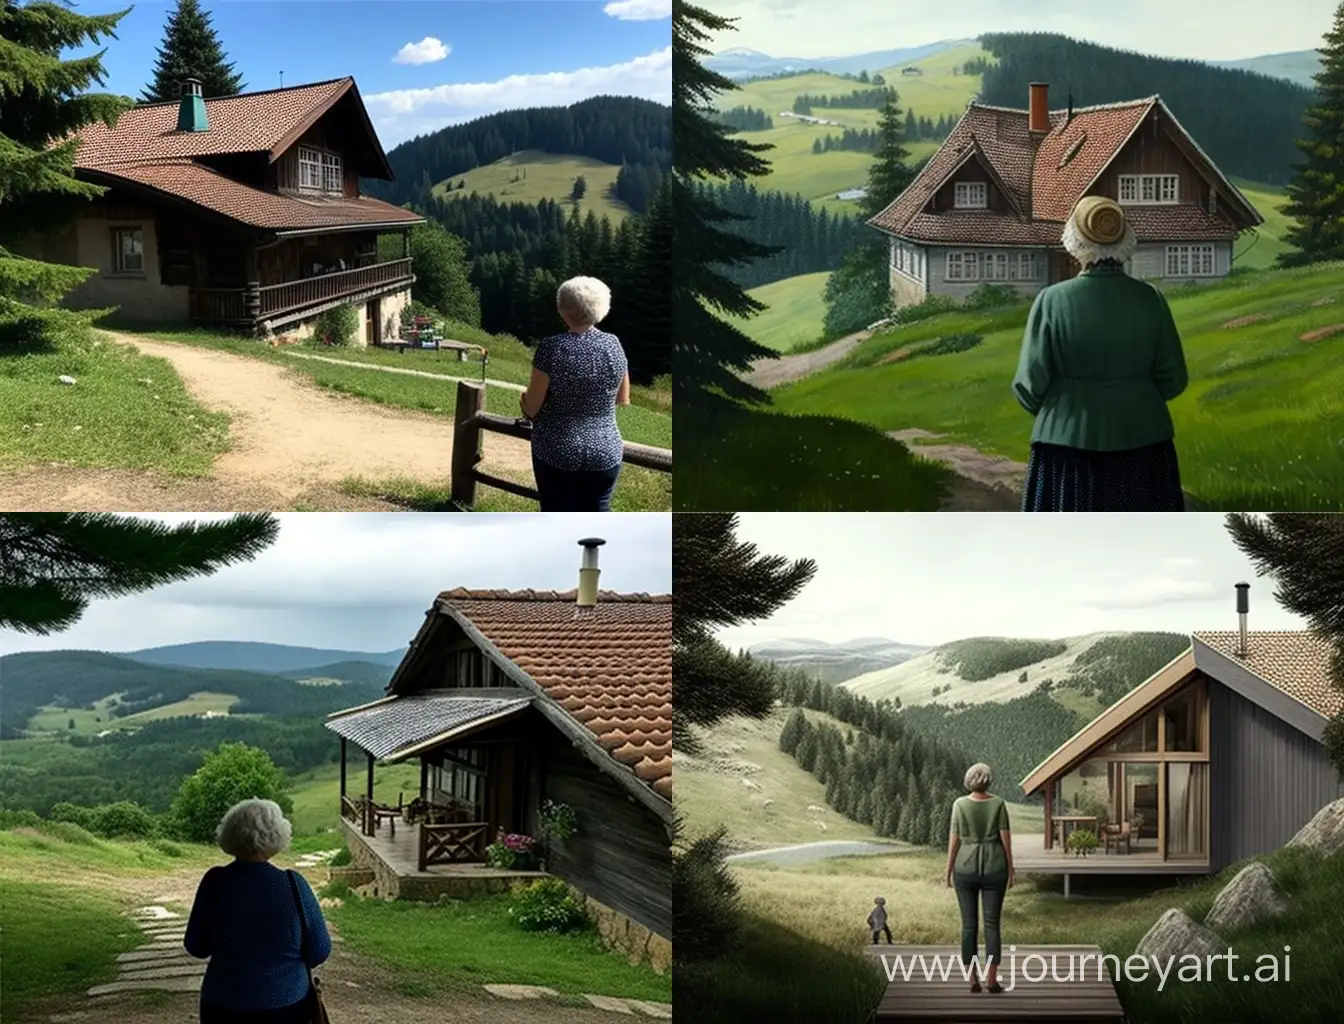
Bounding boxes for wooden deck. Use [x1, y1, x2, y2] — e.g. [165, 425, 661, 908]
[866, 944, 1124, 1022]
[1014, 832, 1210, 876]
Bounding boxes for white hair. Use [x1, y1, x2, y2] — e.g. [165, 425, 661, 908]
[556, 276, 611, 327]
[964, 763, 993, 793]
[1061, 216, 1138, 269]
[216, 798, 292, 859]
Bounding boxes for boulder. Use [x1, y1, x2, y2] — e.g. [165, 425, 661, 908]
[1204, 862, 1289, 932]
[1134, 908, 1223, 962]
[1285, 797, 1344, 857]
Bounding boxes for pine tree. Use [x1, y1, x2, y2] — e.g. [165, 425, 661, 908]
[140, 0, 244, 102]
[778, 708, 807, 753]
[1225, 513, 1344, 770]
[0, 514, 279, 633]
[672, 0, 780, 413]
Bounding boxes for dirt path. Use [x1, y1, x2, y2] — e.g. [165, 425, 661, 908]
[0, 333, 533, 511]
[888, 428, 1025, 511]
[743, 329, 871, 390]
[281, 350, 526, 392]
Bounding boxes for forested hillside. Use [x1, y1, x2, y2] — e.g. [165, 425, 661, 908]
[126, 640, 404, 673]
[367, 96, 671, 212]
[978, 33, 1315, 185]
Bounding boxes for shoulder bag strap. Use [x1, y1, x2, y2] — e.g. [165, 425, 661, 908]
[287, 869, 313, 981]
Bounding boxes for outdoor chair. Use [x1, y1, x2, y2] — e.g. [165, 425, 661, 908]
[1102, 820, 1132, 854]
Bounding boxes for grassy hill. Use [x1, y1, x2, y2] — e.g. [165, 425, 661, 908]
[1233, 178, 1294, 269]
[126, 640, 404, 674]
[26, 691, 241, 737]
[728, 272, 832, 352]
[432, 150, 633, 223]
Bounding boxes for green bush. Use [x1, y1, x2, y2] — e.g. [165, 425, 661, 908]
[321, 878, 354, 900]
[330, 846, 352, 867]
[0, 809, 43, 830]
[92, 801, 158, 838]
[507, 877, 587, 933]
[911, 333, 983, 359]
[963, 283, 1023, 310]
[39, 820, 99, 845]
[890, 294, 959, 325]
[1067, 828, 1099, 856]
[49, 802, 96, 829]
[311, 304, 359, 347]
[169, 742, 292, 843]
[150, 839, 183, 857]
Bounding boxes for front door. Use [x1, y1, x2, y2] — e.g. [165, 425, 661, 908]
[1049, 251, 1080, 283]
[365, 298, 380, 346]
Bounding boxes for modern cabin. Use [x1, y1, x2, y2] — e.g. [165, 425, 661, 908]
[324, 548, 672, 970]
[868, 83, 1264, 309]
[23, 76, 424, 341]
[1019, 618, 1342, 895]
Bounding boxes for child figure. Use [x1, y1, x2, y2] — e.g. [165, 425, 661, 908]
[868, 896, 892, 944]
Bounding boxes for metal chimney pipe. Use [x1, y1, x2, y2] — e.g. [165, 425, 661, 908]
[1235, 582, 1250, 656]
[577, 538, 605, 607]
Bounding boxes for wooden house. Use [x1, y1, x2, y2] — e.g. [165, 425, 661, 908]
[324, 543, 671, 969]
[869, 83, 1264, 309]
[22, 77, 424, 342]
[1019, 593, 1342, 895]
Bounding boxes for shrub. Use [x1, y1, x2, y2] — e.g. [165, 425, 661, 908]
[507, 877, 587, 933]
[537, 800, 578, 843]
[485, 841, 517, 869]
[92, 801, 158, 838]
[39, 820, 99, 845]
[49, 803, 96, 829]
[169, 742, 292, 843]
[673, 826, 742, 964]
[0, 809, 43, 830]
[1067, 828, 1099, 856]
[890, 294, 959, 325]
[963, 283, 1022, 310]
[150, 839, 183, 857]
[914, 333, 983, 358]
[311, 304, 359, 347]
[321, 878, 354, 900]
[330, 847, 352, 867]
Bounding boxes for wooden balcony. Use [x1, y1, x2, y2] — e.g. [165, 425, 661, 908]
[187, 257, 414, 327]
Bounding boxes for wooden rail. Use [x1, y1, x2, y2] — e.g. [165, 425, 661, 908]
[449, 380, 672, 507]
[418, 821, 488, 870]
[189, 287, 247, 321]
[259, 258, 413, 317]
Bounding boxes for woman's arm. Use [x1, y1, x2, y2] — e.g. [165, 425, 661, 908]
[1011, 292, 1053, 414]
[1150, 290, 1189, 401]
[520, 367, 550, 419]
[999, 799, 1014, 887]
[183, 869, 213, 959]
[616, 372, 631, 406]
[297, 874, 333, 967]
[945, 832, 961, 887]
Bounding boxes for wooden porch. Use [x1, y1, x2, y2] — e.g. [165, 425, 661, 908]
[865, 944, 1124, 1022]
[189, 257, 413, 330]
[1014, 831, 1210, 876]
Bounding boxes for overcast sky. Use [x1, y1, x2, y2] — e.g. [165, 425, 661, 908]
[0, 513, 670, 657]
[716, 514, 1306, 650]
[705, 0, 1334, 62]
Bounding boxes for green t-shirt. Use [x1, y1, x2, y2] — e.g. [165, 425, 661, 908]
[950, 795, 1010, 879]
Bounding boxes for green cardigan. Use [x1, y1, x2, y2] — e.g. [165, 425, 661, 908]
[1012, 264, 1189, 451]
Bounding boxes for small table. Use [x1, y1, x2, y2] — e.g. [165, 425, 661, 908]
[1053, 815, 1099, 848]
[371, 807, 401, 838]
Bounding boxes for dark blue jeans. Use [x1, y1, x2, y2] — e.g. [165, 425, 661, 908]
[532, 455, 621, 511]
[200, 992, 309, 1023]
[953, 874, 1007, 968]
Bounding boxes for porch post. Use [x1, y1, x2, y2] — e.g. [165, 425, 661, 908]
[420, 757, 428, 802]
[366, 752, 375, 836]
[1043, 779, 1053, 850]
[402, 228, 410, 258]
[340, 738, 347, 798]
[244, 245, 261, 335]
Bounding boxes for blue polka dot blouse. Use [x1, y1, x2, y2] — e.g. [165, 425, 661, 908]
[530, 328, 628, 472]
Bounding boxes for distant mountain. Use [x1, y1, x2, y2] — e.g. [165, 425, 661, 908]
[124, 642, 405, 675]
[706, 40, 970, 79]
[282, 660, 396, 687]
[1208, 49, 1321, 88]
[749, 636, 930, 684]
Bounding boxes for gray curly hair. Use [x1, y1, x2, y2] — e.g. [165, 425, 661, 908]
[964, 763, 993, 793]
[556, 276, 611, 327]
[215, 798, 292, 859]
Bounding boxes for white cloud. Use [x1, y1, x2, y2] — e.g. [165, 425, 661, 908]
[366, 47, 671, 147]
[393, 37, 451, 66]
[1080, 577, 1219, 610]
[604, 0, 672, 20]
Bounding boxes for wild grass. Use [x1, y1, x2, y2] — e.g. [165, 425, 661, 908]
[286, 761, 421, 837]
[726, 272, 833, 352]
[431, 150, 633, 224]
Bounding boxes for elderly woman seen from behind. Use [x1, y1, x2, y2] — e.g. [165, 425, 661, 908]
[185, 799, 331, 1023]
[946, 763, 1014, 994]
[1012, 196, 1189, 512]
[520, 276, 631, 511]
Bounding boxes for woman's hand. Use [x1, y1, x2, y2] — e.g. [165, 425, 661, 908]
[945, 869, 953, 888]
[1008, 867, 1016, 889]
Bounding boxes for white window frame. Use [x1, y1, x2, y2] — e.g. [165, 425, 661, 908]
[321, 152, 343, 193]
[111, 226, 144, 274]
[1164, 244, 1216, 278]
[298, 146, 323, 190]
[1118, 173, 1179, 205]
[1012, 252, 1037, 280]
[946, 251, 981, 281]
[953, 181, 987, 209]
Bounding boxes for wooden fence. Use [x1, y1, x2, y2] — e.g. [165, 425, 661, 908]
[418, 821, 489, 870]
[449, 380, 672, 507]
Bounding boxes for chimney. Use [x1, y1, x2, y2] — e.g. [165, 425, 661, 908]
[577, 538, 605, 608]
[1235, 582, 1250, 656]
[177, 78, 208, 133]
[1029, 82, 1050, 134]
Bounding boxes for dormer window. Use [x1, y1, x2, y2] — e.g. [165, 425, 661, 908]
[1118, 174, 1179, 205]
[298, 146, 343, 194]
[954, 181, 987, 208]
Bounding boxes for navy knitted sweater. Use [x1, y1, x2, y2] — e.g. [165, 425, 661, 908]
[184, 860, 332, 1010]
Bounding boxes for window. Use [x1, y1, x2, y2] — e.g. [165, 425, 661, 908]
[1165, 244, 1215, 277]
[1118, 174, 1179, 205]
[111, 227, 143, 274]
[946, 251, 980, 280]
[954, 181, 987, 208]
[322, 152, 343, 193]
[298, 147, 322, 189]
[1012, 252, 1038, 280]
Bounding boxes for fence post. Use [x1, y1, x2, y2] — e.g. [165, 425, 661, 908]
[244, 280, 261, 335]
[451, 381, 486, 507]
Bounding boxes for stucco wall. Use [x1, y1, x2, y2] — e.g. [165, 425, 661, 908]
[888, 267, 926, 309]
[925, 246, 1049, 302]
[1127, 241, 1234, 283]
[63, 215, 189, 321]
[376, 288, 412, 345]
[273, 286, 412, 347]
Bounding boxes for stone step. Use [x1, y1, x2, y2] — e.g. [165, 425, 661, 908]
[117, 949, 199, 964]
[116, 964, 206, 981]
[483, 984, 559, 1000]
[581, 995, 674, 1017]
[138, 929, 186, 939]
[88, 976, 202, 997]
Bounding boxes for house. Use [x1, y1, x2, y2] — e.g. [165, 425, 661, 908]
[869, 83, 1264, 309]
[323, 540, 672, 969]
[23, 77, 424, 342]
[1018, 586, 1343, 896]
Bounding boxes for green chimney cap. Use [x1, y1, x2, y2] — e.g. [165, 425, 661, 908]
[177, 79, 208, 133]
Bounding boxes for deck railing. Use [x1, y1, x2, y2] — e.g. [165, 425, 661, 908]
[418, 821, 489, 870]
[340, 794, 363, 833]
[449, 380, 672, 507]
[189, 288, 248, 321]
[258, 258, 413, 318]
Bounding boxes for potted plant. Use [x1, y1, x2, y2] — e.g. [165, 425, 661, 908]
[503, 832, 538, 870]
[1067, 828, 1099, 858]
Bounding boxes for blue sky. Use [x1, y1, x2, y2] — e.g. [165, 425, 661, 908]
[72, 0, 671, 147]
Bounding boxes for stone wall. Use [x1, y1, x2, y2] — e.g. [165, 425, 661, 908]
[566, 885, 672, 975]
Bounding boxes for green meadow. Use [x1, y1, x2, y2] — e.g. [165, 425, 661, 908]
[431, 149, 633, 224]
[728, 272, 833, 352]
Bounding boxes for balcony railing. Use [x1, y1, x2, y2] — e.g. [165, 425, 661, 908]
[187, 258, 414, 324]
[189, 288, 248, 322]
[418, 821, 488, 870]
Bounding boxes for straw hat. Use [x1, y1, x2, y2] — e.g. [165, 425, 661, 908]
[1071, 196, 1127, 245]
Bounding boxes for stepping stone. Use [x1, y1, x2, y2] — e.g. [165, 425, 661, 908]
[630, 1002, 673, 1019]
[139, 926, 186, 936]
[117, 949, 198, 964]
[584, 995, 636, 1014]
[139, 929, 186, 939]
[483, 984, 559, 1000]
[88, 975, 202, 997]
[116, 963, 205, 980]
[130, 906, 180, 920]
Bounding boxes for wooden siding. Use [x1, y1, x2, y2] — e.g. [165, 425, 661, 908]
[931, 159, 1013, 214]
[270, 115, 361, 197]
[1208, 679, 1343, 870]
[257, 232, 381, 288]
[1091, 110, 1210, 207]
[542, 730, 671, 937]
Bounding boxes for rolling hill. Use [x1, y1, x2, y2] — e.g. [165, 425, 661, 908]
[125, 641, 404, 674]
[726, 272, 833, 352]
[1209, 49, 1321, 87]
[705, 40, 971, 79]
[432, 150, 633, 223]
[748, 634, 929, 684]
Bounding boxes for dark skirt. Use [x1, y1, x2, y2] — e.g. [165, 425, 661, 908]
[1022, 440, 1184, 512]
[200, 992, 309, 1024]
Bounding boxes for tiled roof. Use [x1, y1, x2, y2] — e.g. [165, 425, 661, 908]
[325, 694, 531, 760]
[1123, 205, 1240, 240]
[1194, 631, 1343, 720]
[439, 589, 673, 801]
[899, 212, 1062, 246]
[1030, 99, 1155, 221]
[71, 78, 353, 167]
[86, 160, 423, 231]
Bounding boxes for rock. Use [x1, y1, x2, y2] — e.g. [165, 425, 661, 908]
[1286, 797, 1344, 856]
[740, 778, 761, 790]
[584, 995, 636, 1014]
[807, 805, 825, 813]
[58, 375, 76, 385]
[483, 984, 558, 1000]
[1205, 862, 1289, 932]
[1134, 908, 1223, 962]
[88, 975, 202, 996]
[629, 1001, 673, 1019]
[762, 799, 774, 809]
[647, 933, 672, 974]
